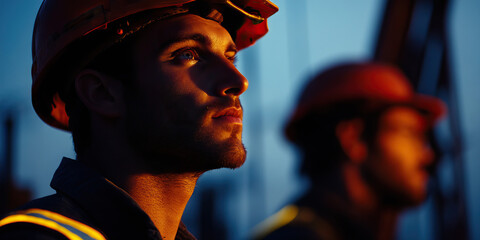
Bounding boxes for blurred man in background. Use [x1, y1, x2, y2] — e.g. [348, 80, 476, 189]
[0, 0, 277, 239]
[253, 62, 446, 240]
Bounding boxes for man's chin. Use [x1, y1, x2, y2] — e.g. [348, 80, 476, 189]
[384, 187, 428, 209]
[408, 188, 429, 206]
[131, 126, 247, 173]
[195, 126, 247, 171]
[216, 144, 247, 170]
[168, 141, 246, 173]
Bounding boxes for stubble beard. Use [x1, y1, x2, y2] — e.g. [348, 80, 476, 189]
[196, 124, 247, 170]
[126, 117, 247, 174]
[124, 89, 247, 174]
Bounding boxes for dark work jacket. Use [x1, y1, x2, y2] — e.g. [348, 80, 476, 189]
[0, 157, 197, 240]
[253, 188, 374, 240]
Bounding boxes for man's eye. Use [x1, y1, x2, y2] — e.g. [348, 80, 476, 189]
[228, 55, 237, 64]
[173, 48, 199, 62]
[225, 51, 237, 64]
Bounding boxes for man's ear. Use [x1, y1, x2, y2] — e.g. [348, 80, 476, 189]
[75, 69, 124, 118]
[336, 118, 368, 164]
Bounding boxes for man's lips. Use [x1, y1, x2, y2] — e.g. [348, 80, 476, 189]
[212, 107, 243, 124]
[416, 164, 432, 183]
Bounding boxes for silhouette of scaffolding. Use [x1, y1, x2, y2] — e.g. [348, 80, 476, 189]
[374, 0, 468, 239]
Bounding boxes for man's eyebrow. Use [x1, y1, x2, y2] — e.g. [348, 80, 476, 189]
[157, 33, 209, 53]
[158, 33, 237, 53]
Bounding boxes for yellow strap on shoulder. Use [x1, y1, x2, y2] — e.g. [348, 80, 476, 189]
[251, 205, 341, 240]
[251, 205, 299, 240]
[0, 208, 106, 240]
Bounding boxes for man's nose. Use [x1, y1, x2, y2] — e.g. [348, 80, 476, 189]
[214, 59, 249, 97]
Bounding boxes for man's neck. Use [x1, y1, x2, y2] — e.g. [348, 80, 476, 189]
[126, 173, 199, 240]
[78, 145, 200, 240]
[342, 164, 400, 240]
[312, 164, 399, 240]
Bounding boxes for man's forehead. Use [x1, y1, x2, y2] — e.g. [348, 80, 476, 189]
[380, 106, 428, 130]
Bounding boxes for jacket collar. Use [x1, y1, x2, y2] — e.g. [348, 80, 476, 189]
[51, 157, 196, 240]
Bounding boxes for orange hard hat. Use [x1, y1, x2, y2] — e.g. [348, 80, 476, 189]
[285, 62, 447, 143]
[31, 0, 278, 130]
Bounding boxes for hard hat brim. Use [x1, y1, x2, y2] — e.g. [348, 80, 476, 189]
[285, 92, 447, 143]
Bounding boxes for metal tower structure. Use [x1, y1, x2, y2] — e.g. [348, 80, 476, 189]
[374, 0, 468, 239]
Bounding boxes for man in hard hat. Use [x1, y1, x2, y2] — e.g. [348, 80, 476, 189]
[253, 62, 446, 240]
[0, 0, 277, 239]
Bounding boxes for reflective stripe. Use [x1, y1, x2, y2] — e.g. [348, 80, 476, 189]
[251, 205, 342, 240]
[0, 208, 106, 240]
[251, 205, 299, 239]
